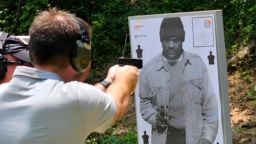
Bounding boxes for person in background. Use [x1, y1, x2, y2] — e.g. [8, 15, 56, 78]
[0, 32, 32, 84]
[0, 8, 139, 144]
[139, 17, 218, 144]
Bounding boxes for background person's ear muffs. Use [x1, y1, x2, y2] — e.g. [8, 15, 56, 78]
[71, 18, 92, 72]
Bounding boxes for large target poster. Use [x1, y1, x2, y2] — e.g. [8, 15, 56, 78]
[129, 10, 232, 144]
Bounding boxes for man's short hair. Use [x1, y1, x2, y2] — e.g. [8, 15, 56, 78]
[28, 8, 80, 65]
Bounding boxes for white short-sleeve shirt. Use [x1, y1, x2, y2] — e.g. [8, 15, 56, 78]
[0, 66, 117, 144]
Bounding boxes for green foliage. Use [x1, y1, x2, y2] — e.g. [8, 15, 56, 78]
[101, 129, 137, 144]
[223, 0, 256, 57]
[85, 127, 137, 144]
[246, 85, 256, 101]
[240, 70, 252, 82]
[0, 0, 49, 34]
[85, 129, 137, 144]
[233, 127, 243, 134]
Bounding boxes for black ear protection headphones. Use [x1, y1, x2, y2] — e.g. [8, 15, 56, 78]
[71, 18, 92, 72]
[0, 32, 8, 81]
[0, 53, 7, 81]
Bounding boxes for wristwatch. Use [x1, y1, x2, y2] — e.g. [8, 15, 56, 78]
[99, 80, 111, 89]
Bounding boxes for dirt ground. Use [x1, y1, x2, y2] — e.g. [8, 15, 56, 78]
[229, 70, 256, 144]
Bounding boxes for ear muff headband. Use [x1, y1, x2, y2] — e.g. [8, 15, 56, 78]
[71, 18, 92, 72]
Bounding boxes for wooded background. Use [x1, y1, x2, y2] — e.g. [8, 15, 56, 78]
[1, 0, 255, 143]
